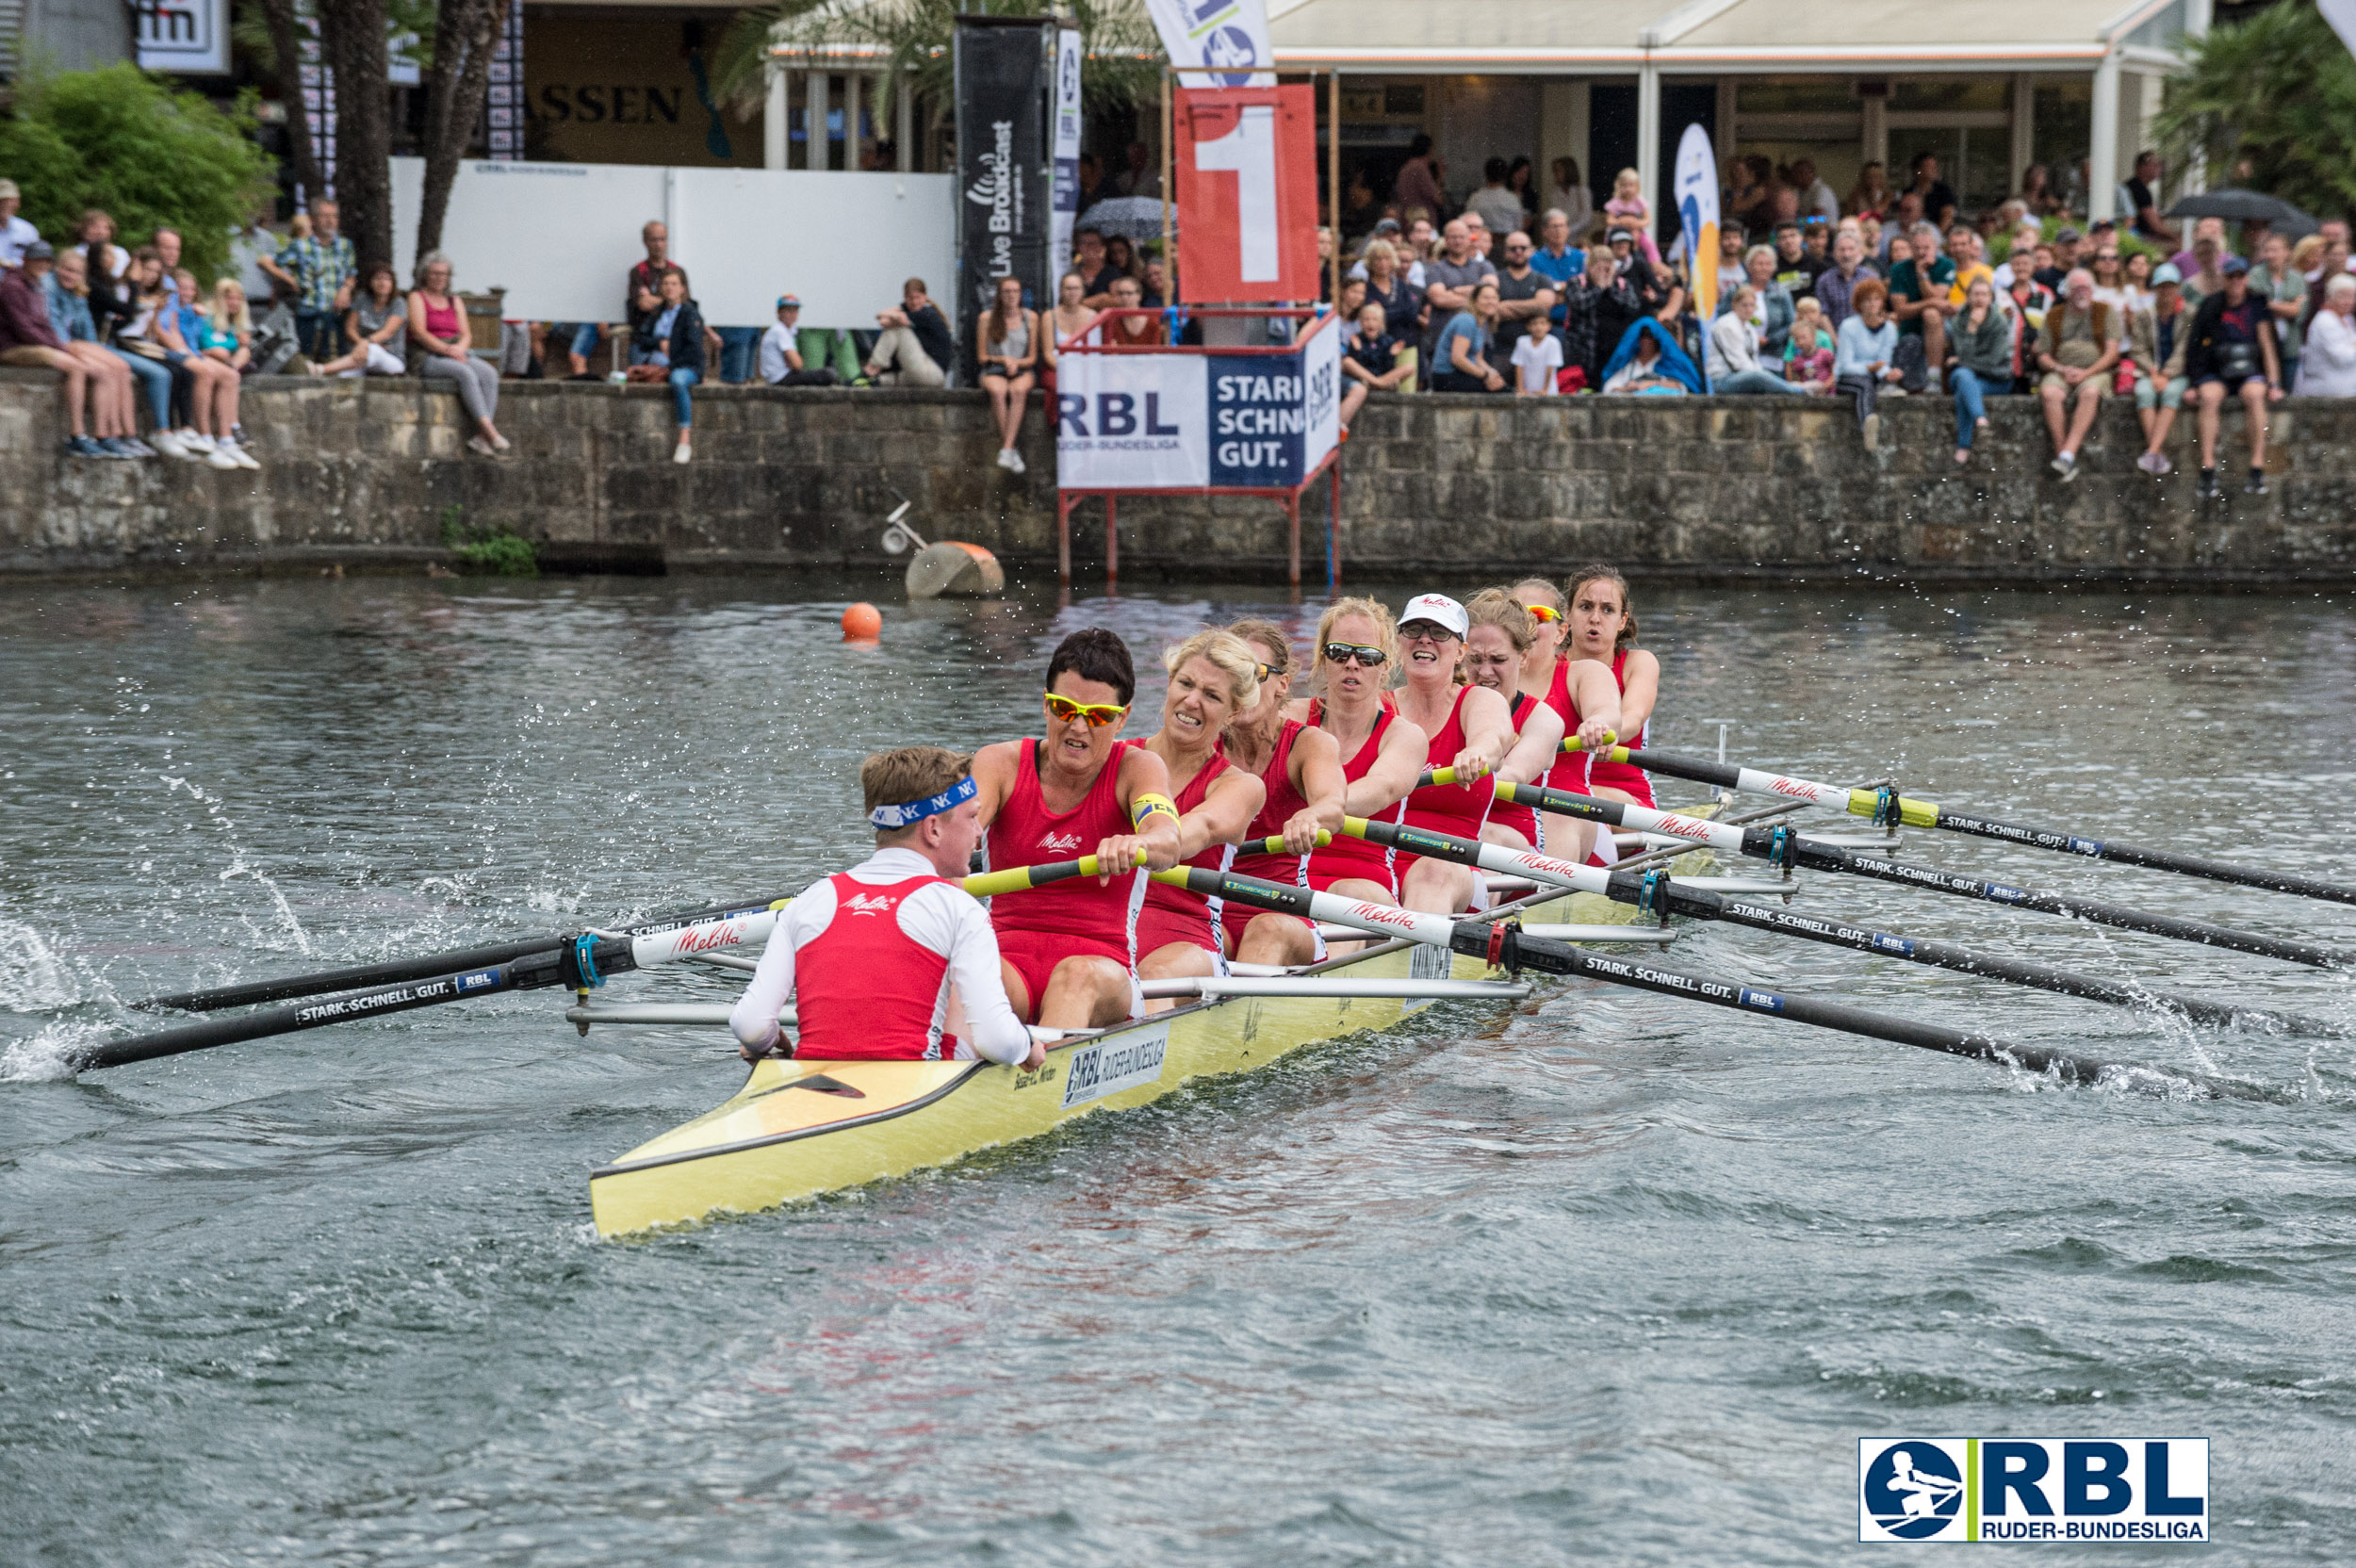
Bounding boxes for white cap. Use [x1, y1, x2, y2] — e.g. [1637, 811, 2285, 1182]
[1399, 593, 1469, 638]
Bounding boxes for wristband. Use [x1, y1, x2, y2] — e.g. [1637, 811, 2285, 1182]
[1131, 792, 1180, 827]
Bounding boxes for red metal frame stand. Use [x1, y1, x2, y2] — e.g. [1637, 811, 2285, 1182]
[1055, 444, 1340, 600]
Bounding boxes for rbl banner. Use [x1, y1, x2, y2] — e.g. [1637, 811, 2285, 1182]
[1055, 320, 1340, 490]
[1174, 87, 1320, 303]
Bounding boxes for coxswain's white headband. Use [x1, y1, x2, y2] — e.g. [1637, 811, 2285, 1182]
[869, 773, 977, 830]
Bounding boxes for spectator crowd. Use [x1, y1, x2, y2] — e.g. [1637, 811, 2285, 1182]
[4, 140, 2352, 494]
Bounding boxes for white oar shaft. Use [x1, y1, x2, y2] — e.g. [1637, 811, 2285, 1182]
[627, 908, 779, 970]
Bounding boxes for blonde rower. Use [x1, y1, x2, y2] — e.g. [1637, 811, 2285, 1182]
[1134, 631, 1268, 1010]
[1461, 590, 1562, 854]
[1284, 596, 1426, 910]
[1219, 619, 1346, 968]
[1509, 575, 1622, 860]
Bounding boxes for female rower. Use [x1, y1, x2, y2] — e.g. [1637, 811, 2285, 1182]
[1134, 631, 1268, 1010]
[1460, 590, 1562, 854]
[1510, 576, 1623, 861]
[1563, 564, 1661, 810]
[1390, 593, 1514, 915]
[1283, 596, 1426, 917]
[1219, 618, 1346, 967]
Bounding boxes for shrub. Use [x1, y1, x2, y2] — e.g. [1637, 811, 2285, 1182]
[0, 64, 277, 281]
[439, 506, 539, 576]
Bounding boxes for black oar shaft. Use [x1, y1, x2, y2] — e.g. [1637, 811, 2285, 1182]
[1611, 743, 2356, 910]
[137, 894, 782, 1014]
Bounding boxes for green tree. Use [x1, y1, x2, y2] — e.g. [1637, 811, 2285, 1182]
[2155, 0, 2356, 220]
[0, 64, 277, 280]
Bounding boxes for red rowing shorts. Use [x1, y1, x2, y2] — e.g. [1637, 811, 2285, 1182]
[994, 928, 1132, 1022]
[1135, 904, 1227, 966]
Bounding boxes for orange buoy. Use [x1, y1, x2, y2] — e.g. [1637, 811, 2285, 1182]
[841, 601, 883, 641]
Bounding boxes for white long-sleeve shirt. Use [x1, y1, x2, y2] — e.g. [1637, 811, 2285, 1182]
[728, 847, 1032, 1065]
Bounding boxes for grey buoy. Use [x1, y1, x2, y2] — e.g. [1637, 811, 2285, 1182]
[882, 499, 1004, 599]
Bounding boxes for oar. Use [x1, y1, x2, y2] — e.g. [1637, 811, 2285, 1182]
[1492, 780, 2356, 971]
[1567, 740, 2356, 909]
[1157, 868, 2269, 1098]
[134, 893, 794, 1014]
[1343, 814, 2342, 1037]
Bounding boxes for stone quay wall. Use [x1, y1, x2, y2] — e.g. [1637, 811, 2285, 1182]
[4, 369, 2352, 588]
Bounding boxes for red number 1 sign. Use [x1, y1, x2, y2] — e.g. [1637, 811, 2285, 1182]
[1174, 86, 1319, 303]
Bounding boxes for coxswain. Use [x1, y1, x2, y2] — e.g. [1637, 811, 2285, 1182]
[1510, 575, 1623, 861]
[1460, 589, 1563, 854]
[1218, 618, 1346, 967]
[972, 628, 1183, 1028]
[728, 746, 1042, 1070]
[1389, 593, 1515, 914]
[1133, 630, 1268, 1010]
[1283, 596, 1426, 914]
[1562, 564, 1661, 811]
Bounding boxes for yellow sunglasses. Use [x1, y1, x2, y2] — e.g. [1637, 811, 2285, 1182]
[1044, 692, 1130, 727]
[1524, 603, 1563, 624]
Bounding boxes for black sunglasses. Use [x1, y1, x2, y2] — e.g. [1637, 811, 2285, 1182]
[1322, 642, 1388, 667]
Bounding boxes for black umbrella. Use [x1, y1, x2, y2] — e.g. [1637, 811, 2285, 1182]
[2166, 188, 2318, 232]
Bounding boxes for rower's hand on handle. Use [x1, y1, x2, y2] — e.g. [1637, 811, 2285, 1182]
[1449, 746, 1494, 783]
[1280, 807, 1326, 858]
[1576, 717, 1617, 752]
[1091, 836, 1153, 884]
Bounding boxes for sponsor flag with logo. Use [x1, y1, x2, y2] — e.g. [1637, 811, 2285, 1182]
[1675, 123, 1721, 330]
[1144, 0, 1275, 87]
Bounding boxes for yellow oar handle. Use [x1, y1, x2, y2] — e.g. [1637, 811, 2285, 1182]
[1560, 729, 1620, 755]
[1250, 830, 1333, 852]
[963, 847, 1149, 898]
[1845, 789, 1943, 829]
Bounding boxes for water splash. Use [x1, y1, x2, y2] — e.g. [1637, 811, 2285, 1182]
[0, 918, 78, 1013]
[0, 1017, 103, 1081]
[157, 772, 313, 956]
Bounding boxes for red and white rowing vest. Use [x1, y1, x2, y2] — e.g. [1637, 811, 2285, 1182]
[1230, 718, 1313, 888]
[1138, 751, 1235, 942]
[987, 736, 1146, 949]
[1540, 658, 1593, 797]
[1401, 684, 1495, 846]
[792, 874, 956, 1060]
[1584, 647, 1655, 807]
[1489, 691, 1541, 841]
[1302, 699, 1404, 893]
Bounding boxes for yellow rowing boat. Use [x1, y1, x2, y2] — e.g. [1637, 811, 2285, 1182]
[589, 846, 1716, 1237]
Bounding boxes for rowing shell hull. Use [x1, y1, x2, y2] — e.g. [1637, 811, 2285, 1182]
[589, 869, 1698, 1237]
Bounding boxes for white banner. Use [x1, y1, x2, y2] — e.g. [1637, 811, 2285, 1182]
[1051, 28, 1084, 291]
[1674, 123, 1723, 325]
[1300, 318, 1340, 478]
[138, 0, 231, 75]
[1055, 351, 1210, 488]
[1143, 0, 1275, 88]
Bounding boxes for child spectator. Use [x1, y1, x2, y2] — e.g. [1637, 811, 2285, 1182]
[1603, 169, 1660, 265]
[1341, 300, 1410, 426]
[1509, 311, 1562, 396]
[1782, 296, 1837, 392]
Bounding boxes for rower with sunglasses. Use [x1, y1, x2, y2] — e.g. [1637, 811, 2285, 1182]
[971, 629, 1183, 1028]
[1390, 593, 1516, 915]
[1510, 576, 1623, 863]
[1283, 597, 1428, 912]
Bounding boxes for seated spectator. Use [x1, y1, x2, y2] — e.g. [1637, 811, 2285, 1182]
[1074, 227, 1122, 308]
[2134, 263, 2193, 475]
[1341, 300, 1410, 425]
[2033, 268, 2120, 482]
[1561, 248, 1638, 390]
[1423, 219, 1498, 384]
[1357, 238, 1423, 342]
[2121, 250, 2158, 315]
[311, 263, 408, 378]
[118, 250, 237, 465]
[1990, 221, 2045, 294]
[1945, 225, 1993, 309]
[1877, 196, 1923, 265]
[1040, 270, 1093, 393]
[1944, 277, 2011, 466]
[1509, 312, 1562, 396]
[41, 246, 148, 457]
[74, 209, 135, 344]
[976, 273, 1038, 471]
[2184, 256, 2285, 498]
[1530, 210, 1588, 321]
[2036, 227, 2081, 294]
[1141, 255, 1171, 308]
[1104, 275, 1164, 344]
[1782, 296, 1837, 393]
[1718, 245, 1794, 360]
[1605, 225, 1683, 322]
[1487, 231, 1557, 382]
[1834, 278, 1905, 446]
[2295, 274, 2356, 397]
[758, 295, 840, 385]
[1814, 226, 1879, 333]
[409, 252, 510, 459]
[1599, 317, 1699, 395]
[631, 265, 707, 464]
[1705, 283, 1791, 395]
[1432, 280, 1506, 392]
[0, 241, 109, 457]
[1768, 222, 1819, 301]
[1461, 210, 1497, 266]
[1886, 221, 1953, 390]
[1333, 274, 1366, 326]
[2249, 231, 2307, 389]
[864, 276, 953, 388]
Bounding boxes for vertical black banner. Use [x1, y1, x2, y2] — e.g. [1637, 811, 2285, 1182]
[953, 17, 1054, 379]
